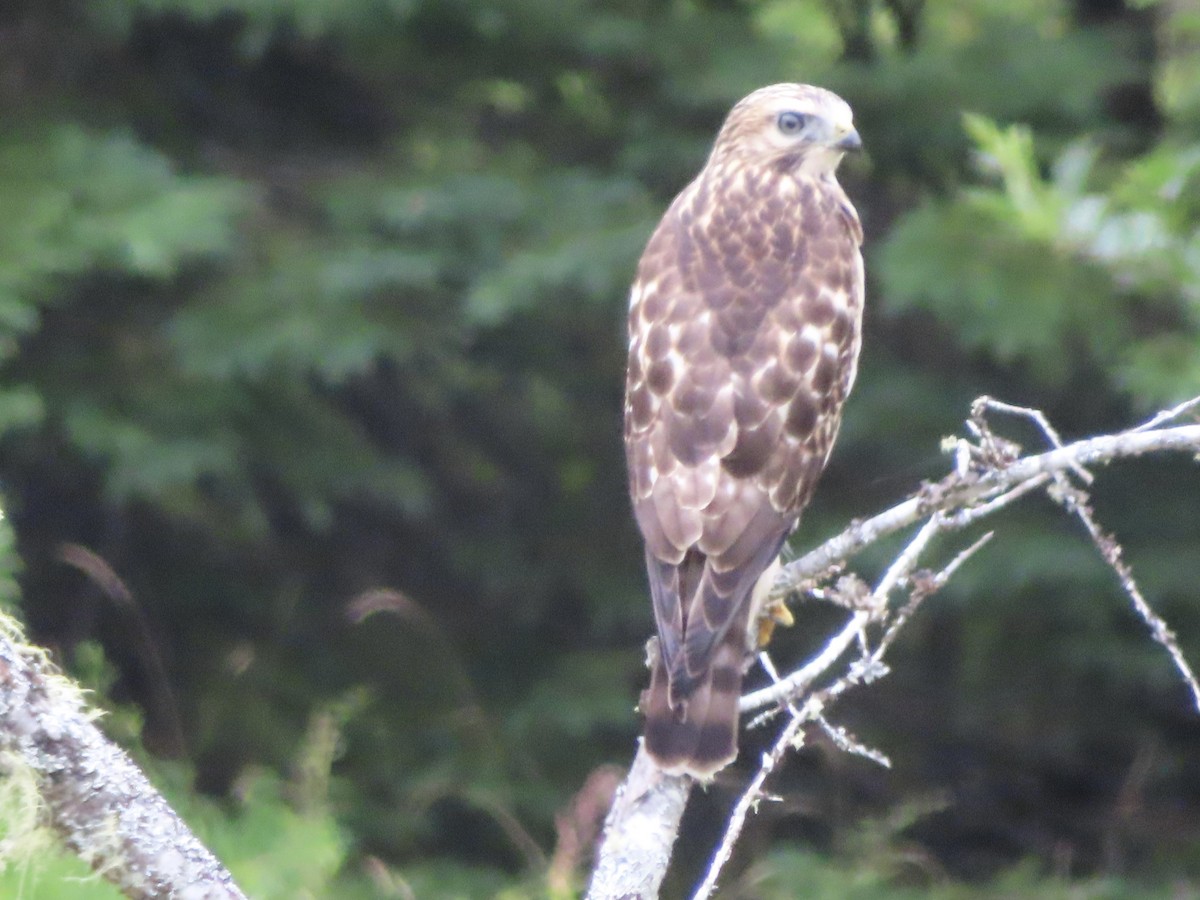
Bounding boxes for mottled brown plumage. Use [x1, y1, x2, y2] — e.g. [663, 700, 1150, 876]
[624, 84, 865, 778]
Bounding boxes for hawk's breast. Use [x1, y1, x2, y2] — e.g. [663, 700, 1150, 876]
[626, 164, 863, 564]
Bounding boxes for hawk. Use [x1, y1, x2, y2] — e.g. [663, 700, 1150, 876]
[624, 84, 864, 778]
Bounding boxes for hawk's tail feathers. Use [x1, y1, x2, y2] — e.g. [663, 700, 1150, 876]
[641, 627, 744, 779]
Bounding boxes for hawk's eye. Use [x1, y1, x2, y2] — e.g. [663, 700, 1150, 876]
[776, 111, 809, 136]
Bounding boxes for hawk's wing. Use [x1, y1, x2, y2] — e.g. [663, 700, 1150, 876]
[625, 174, 863, 774]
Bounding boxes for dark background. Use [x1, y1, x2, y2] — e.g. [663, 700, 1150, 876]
[1, 0, 1199, 896]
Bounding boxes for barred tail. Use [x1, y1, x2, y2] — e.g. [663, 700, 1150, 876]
[641, 626, 744, 779]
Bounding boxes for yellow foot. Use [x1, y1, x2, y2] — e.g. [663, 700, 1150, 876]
[755, 596, 794, 647]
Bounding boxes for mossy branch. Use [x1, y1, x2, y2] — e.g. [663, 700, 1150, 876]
[0, 609, 246, 900]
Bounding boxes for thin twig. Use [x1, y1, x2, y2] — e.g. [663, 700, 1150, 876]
[777, 423, 1200, 593]
[740, 611, 869, 714]
[1055, 487, 1200, 713]
[876, 529, 993, 659]
[973, 395, 1094, 484]
[745, 518, 984, 715]
[1132, 395, 1200, 432]
[756, 650, 802, 720]
[691, 700, 814, 900]
[939, 474, 1049, 529]
[875, 517, 941, 601]
[703, 515, 953, 894]
[814, 713, 891, 768]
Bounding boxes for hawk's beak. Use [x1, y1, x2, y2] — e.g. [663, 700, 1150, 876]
[834, 128, 862, 152]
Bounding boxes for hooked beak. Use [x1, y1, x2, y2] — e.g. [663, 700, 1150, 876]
[834, 128, 862, 152]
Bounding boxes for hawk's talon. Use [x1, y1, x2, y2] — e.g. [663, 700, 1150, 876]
[755, 596, 795, 648]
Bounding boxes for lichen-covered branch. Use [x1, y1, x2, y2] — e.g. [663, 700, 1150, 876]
[586, 743, 691, 900]
[0, 614, 246, 900]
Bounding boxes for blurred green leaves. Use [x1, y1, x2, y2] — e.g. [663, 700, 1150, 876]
[0, 125, 244, 291]
[880, 113, 1200, 400]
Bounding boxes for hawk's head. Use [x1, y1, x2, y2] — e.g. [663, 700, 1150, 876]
[711, 83, 861, 176]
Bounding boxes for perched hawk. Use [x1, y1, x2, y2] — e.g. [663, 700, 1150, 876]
[624, 84, 864, 778]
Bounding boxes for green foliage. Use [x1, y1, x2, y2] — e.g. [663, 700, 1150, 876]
[0, 509, 22, 614]
[0, 763, 356, 899]
[0, 125, 243, 292]
[0, 124, 245, 440]
[880, 113, 1200, 401]
[751, 849, 1183, 900]
[1132, 0, 1200, 130]
[194, 772, 348, 897]
[879, 122, 1122, 380]
[826, 10, 1141, 187]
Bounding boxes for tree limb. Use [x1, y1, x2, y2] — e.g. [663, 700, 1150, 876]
[0, 613, 246, 899]
[586, 743, 691, 900]
[589, 401, 1200, 899]
[778, 422, 1200, 591]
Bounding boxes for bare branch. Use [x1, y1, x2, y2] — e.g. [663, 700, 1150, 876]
[701, 515, 958, 894]
[1053, 483, 1200, 713]
[690, 700, 813, 900]
[939, 474, 1049, 529]
[586, 744, 692, 900]
[1132, 395, 1200, 432]
[875, 529, 993, 660]
[740, 611, 870, 715]
[778, 422, 1200, 591]
[814, 714, 891, 768]
[874, 516, 941, 600]
[972, 395, 1093, 483]
[743, 517, 987, 716]
[591, 400, 1200, 899]
[0, 615, 246, 899]
[549, 766, 623, 895]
